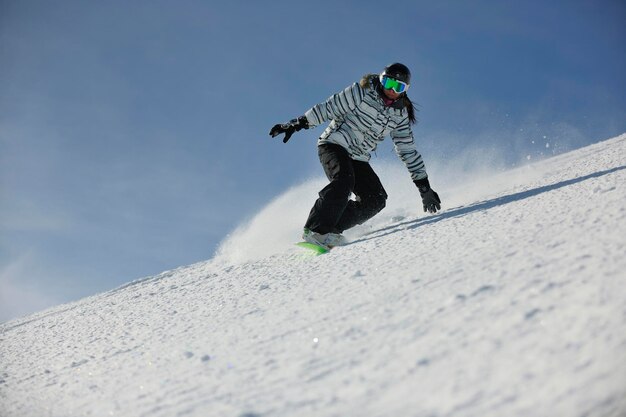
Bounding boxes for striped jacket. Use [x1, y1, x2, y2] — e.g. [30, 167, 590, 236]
[303, 74, 427, 181]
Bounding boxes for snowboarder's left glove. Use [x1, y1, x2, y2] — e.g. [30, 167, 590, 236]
[414, 178, 441, 214]
[269, 116, 309, 143]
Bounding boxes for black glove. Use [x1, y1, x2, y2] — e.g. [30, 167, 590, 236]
[414, 177, 441, 214]
[269, 116, 309, 143]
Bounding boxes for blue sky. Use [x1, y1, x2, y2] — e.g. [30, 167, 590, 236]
[1, 0, 625, 322]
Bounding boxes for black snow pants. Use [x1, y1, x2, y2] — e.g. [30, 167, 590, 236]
[304, 144, 388, 234]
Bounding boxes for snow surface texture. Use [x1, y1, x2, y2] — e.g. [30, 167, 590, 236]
[2, 134, 626, 417]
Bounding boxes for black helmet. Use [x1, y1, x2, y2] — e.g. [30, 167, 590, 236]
[381, 62, 411, 84]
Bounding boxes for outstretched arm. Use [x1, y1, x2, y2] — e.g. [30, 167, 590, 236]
[269, 82, 365, 143]
[304, 83, 365, 128]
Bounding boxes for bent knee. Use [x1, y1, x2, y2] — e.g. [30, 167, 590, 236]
[364, 192, 387, 212]
[374, 193, 387, 211]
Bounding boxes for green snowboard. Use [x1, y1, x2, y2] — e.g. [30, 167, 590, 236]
[296, 241, 329, 255]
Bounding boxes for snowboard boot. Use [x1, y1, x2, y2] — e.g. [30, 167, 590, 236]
[302, 228, 347, 249]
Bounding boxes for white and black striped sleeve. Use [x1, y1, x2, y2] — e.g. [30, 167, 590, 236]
[391, 117, 428, 181]
[303, 83, 365, 127]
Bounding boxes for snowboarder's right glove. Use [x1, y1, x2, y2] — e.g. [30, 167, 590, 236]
[414, 178, 441, 214]
[269, 116, 309, 143]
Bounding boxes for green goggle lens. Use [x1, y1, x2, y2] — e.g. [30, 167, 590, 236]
[381, 75, 409, 93]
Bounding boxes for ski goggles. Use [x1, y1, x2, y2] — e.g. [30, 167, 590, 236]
[380, 75, 409, 93]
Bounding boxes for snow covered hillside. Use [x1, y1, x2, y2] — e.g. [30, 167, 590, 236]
[2, 134, 626, 417]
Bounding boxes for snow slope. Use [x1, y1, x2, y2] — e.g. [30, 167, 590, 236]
[1, 134, 626, 417]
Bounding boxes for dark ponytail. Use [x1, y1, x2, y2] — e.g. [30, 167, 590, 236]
[402, 95, 417, 125]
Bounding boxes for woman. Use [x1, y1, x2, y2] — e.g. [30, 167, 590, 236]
[270, 63, 441, 249]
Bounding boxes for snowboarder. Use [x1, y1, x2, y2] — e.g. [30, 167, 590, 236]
[269, 63, 441, 250]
